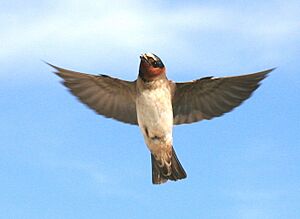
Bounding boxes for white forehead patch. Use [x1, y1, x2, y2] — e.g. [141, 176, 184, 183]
[145, 53, 158, 61]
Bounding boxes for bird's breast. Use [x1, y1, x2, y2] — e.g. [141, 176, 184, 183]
[136, 81, 173, 135]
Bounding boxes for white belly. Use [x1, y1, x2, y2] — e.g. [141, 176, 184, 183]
[136, 84, 173, 149]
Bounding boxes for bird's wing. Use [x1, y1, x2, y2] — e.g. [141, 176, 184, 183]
[49, 63, 138, 125]
[172, 68, 274, 125]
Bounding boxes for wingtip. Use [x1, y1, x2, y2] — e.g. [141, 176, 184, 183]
[43, 60, 60, 70]
[251, 67, 276, 80]
[260, 67, 277, 79]
[43, 61, 67, 78]
[264, 67, 277, 74]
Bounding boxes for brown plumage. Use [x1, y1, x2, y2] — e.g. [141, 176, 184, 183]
[47, 63, 138, 124]
[172, 69, 274, 124]
[48, 53, 274, 184]
[151, 147, 186, 184]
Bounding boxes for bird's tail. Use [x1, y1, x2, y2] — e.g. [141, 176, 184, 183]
[151, 147, 187, 184]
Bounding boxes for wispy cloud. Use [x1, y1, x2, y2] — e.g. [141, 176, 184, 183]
[34, 149, 140, 198]
[1, 1, 299, 56]
[43, 157, 107, 184]
[224, 188, 285, 219]
[1, 0, 299, 81]
[228, 189, 284, 202]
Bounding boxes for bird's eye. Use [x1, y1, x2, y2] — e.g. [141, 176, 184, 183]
[152, 60, 164, 68]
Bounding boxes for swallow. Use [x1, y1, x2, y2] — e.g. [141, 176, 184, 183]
[48, 53, 274, 184]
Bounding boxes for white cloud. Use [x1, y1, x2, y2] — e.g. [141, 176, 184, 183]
[224, 188, 285, 219]
[38, 153, 107, 184]
[40, 155, 140, 198]
[229, 189, 284, 202]
[2, 1, 298, 55]
[1, 0, 299, 80]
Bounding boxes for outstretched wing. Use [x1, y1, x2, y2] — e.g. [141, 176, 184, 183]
[172, 68, 274, 125]
[49, 63, 138, 125]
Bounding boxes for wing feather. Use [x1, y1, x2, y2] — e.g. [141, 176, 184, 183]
[48, 63, 138, 125]
[172, 68, 274, 125]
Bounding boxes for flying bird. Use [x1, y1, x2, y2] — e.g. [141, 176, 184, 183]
[48, 53, 274, 184]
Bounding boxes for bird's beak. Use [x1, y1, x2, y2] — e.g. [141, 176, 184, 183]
[140, 54, 150, 64]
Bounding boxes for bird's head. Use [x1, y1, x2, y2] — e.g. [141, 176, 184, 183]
[139, 53, 166, 81]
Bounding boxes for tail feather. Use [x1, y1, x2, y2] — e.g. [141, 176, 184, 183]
[151, 147, 187, 184]
[151, 154, 168, 184]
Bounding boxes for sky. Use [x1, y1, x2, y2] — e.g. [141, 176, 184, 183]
[1, 0, 300, 218]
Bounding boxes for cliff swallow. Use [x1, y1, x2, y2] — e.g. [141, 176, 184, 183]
[48, 53, 274, 184]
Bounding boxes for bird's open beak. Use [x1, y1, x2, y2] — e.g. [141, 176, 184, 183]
[140, 54, 147, 60]
[140, 54, 150, 64]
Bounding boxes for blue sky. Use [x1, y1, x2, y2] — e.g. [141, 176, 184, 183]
[1, 0, 300, 218]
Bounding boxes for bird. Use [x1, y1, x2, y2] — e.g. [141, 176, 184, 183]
[48, 53, 274, 184]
